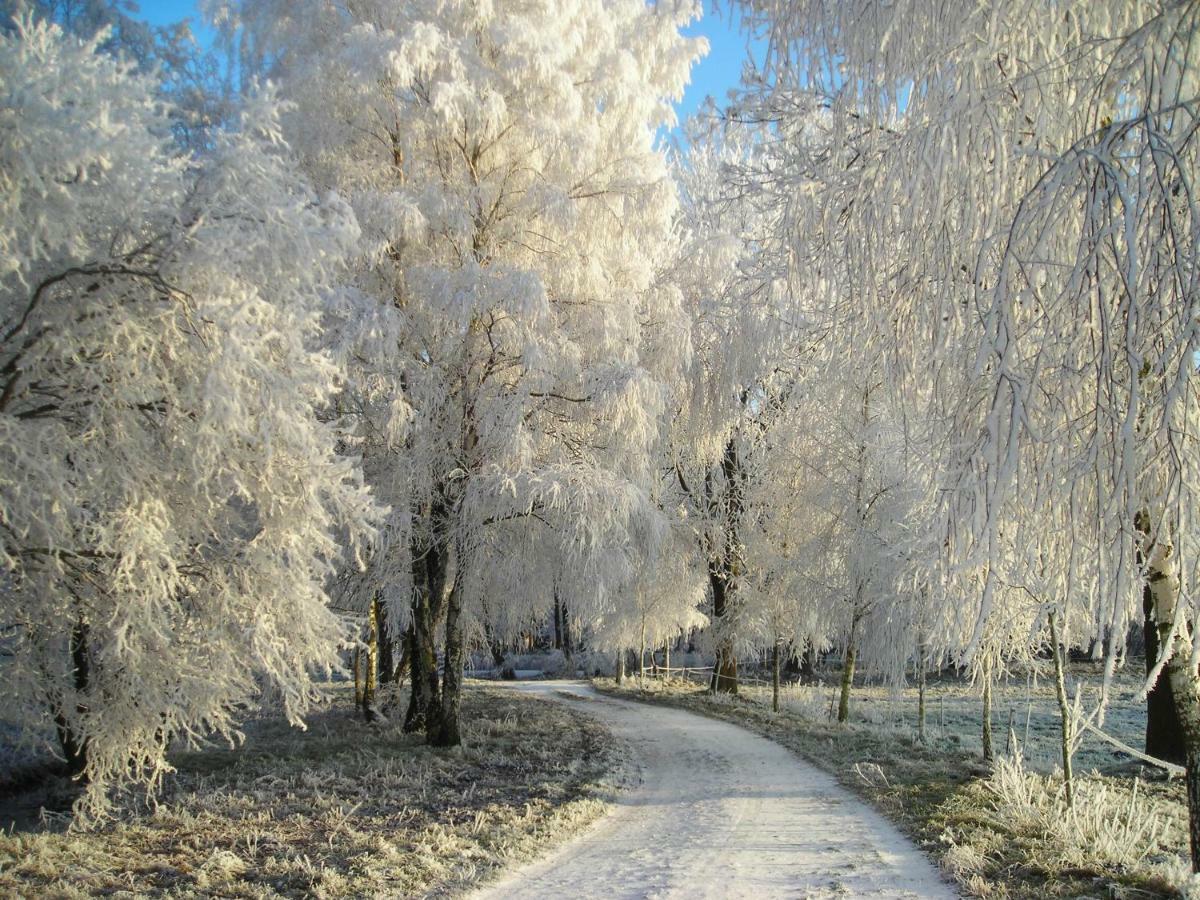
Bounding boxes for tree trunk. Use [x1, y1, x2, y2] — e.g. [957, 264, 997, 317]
[1049, 610, 1074, 805]
[428, 574, 465, 748]
[772, 640, 781, 713]
[1141, 512, 1200, 872]
[376, 596, 395, 685]
[1144, 581, 1185, 763]
[837, 643, 856, 723]
[706, 437, 742, 695]
[404, 504, 447, 734]
[799, 641, 817, 684]
[982, 661, 994, 762]
[396, 622, 413, 675]
[639, 618, 647, 684]
[1161, 617, 1200, 871]
[53, 619, 90, 778]
[712, 647, 739, 694]
[616, 650, 625, 684]
[708, 563, 738, 694]
[404, 591, 439, 732]
[917, 648, 927, 744]
[838, 615, 860, 723]
[553, 594, 563, 651]
[664, 638, 671, 678]
[562, 603, 573, 657]
[362, 600, 379, 722]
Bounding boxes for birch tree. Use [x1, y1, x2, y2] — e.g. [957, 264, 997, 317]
[217, 0, 705, 745]
[744, 0, 1200, 867]
[0, 18, 378, 814]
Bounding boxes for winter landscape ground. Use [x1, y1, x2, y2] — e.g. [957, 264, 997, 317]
[3, 0, 1200, 897]
[603, 668, 1193, 898]
[1, 683, 621, 897]
[2, 668, 1193, 898]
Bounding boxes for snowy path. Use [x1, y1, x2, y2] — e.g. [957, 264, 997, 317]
[474, 681, 958, 900]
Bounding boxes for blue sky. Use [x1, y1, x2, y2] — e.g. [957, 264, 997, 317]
[130, 1, 756, 132]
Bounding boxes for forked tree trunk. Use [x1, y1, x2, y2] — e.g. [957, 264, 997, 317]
[53, 619, 90, 778]
[1049, 610, 1074, 806]
[429, 574, 465, 748]
[405, 508, 447, 734]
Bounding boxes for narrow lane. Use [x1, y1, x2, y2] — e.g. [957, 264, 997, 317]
[473, 681, 958, 899]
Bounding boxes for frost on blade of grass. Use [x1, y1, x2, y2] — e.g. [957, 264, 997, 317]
[0, 684, 622, 899]
[940, 753, 1187, 896]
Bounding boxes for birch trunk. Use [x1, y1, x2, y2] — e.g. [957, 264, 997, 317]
[1142, 517, 1200, 870]
[1049, 609, 1074, 806]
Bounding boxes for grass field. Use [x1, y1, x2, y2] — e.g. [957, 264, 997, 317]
[701, 660, 1157, 776]
[0, 683, 624, 899]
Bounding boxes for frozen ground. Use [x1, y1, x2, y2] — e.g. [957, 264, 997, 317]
[475, 681, 958, 900]
[663, 661, 1156, 776]
[0, 685, 620, 897]
[599, 675, 1189, 899]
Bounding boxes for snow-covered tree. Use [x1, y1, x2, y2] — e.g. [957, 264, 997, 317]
[0, 18, 378, 814]
[669, 122, 796, 693]
[216, 0, 706, 745]
[744, 0, 1200, 867]
[3, 0, 233, 150]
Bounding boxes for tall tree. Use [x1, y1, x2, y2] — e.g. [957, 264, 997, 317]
[219, 0, 706, 745]
[744, 0, 1200, 868]
[0, 18, 378, 815]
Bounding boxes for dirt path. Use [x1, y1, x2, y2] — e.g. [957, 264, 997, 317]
[473, 681, 958, 900]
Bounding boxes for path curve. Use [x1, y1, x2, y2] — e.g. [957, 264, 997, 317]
[474, 681, 958, 900]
